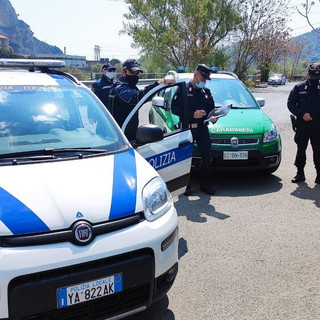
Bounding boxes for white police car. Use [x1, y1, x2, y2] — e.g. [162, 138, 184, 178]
[0, 59, 193, 319]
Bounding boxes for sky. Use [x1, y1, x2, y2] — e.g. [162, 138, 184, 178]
[8, 0, 320, 62]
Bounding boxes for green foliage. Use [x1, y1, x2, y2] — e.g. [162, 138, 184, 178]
[0, 48, 24, 58]
[122, 0, 241, 69]
[231, 0, 291, 81]
[209, 48, 231, 71]
[91, 64, 102, 74]
[110, 58, 121, 66]
[62, 67, 89, 81]
[139, 54, 173, 75]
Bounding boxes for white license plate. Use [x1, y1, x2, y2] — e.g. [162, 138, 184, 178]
[223, 151, 248, 160]
[57, 273, 123, 308]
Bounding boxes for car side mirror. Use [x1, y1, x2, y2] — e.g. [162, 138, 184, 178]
[135, 124, 164, 145]
[152, 96, 167, 110]
[255, 97, 265, 107]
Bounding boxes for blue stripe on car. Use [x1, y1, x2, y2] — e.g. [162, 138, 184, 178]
[0, 187, 50, 235]
[109, 149, 137, 220]
[146, 143, 193, 171]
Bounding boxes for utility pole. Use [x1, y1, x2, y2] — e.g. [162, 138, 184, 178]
[94, 45, 101, 62]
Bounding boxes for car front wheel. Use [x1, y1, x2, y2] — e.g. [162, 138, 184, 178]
[260, 163, 280, 174]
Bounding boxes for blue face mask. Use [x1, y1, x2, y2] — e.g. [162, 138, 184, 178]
[196, 81, 206, 89]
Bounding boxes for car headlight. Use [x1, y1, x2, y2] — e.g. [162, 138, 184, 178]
[263, 123, 279, 143]
[143, 177, 173, 221]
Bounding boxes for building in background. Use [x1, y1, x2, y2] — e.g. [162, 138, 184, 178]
[35, 54, 86, 68]
[0, 34, 10, 49]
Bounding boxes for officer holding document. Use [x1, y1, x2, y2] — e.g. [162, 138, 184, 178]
[172, 64, 217, 196]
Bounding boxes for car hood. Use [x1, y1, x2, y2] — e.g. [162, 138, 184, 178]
[0, 149, 157, 236]
[208, 109, 272, 135]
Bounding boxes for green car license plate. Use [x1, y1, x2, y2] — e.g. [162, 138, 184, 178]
[57, 273, 123, 308]
[223, 151, 248, 160]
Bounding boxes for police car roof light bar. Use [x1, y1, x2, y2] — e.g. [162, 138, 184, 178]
[0, 58, 81, 85]
[0, 58, 66, 68]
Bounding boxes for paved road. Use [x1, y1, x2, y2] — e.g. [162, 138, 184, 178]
[128, 81, 320, 320]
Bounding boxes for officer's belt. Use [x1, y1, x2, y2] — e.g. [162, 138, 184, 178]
[189, 122, 208, 128]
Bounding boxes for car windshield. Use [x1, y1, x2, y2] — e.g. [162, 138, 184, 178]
[0, 86, 128, 156]
[205, 78, 259, 109]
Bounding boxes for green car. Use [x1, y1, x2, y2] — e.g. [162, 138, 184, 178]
[149, 71, 281, 174]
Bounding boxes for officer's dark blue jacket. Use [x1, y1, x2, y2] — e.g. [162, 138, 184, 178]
[109, 75, 159, 140]
[91, 75, 113, 109]
[288, 80, 320, 119]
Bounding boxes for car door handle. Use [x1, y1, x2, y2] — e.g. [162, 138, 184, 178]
[179, 139, 191, 148]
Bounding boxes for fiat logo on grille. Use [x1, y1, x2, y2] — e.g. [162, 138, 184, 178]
[230, 137, 239, 148]
[73, 221, 93, 245]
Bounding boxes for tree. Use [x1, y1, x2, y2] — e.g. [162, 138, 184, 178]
[296, 0, 320, 35]
[284, 38, 305, 78]
[122, 0, 241, 70]
[110, 58, 121, 66]
[254, 24, 291, 81]
[231, 0, 291, 81]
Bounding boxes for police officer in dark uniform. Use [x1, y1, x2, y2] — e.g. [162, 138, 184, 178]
[172, 64, 217, 195]
[92, 63, 116, 111]
[109, 58, 174, 141]
[287, 61, 320, 183]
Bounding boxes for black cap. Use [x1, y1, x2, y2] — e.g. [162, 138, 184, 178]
[102, 63, 116, 71]
[196, 64, 212, 80]
[308, 62, 320, 80]
[122, 59, 143, 73]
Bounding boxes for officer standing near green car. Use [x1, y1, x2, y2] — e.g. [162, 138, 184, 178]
[172, 64, 217, 196]
[287, 62, 320, 184]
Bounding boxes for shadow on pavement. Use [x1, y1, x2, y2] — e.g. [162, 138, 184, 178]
[192, 170, 283, 197]
[173, 171, 282, 223]
[290, 182, 320, 208]
[174, 191, 230, 222]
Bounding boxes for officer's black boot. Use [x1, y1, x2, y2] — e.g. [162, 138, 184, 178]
[315, 171, 320, 184]
[291, 168, 305, 183]
[184, 184, 192, 196]
[199, 176, 215, 195]
[200, 183, 216, 195]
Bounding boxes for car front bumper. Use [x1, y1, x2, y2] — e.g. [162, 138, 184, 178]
[192, 148, 281, 172]
[0, 208, 179, 320]
[210, 149, 281, 171]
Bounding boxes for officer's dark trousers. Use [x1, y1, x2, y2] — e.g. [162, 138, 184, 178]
[191, 125, 212, 183]
[294, 119, 320, 171]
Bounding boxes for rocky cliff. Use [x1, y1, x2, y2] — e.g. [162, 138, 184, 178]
[0, 0, 62, 55]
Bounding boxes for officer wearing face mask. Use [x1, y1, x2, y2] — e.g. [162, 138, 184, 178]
[288, 61, 320, 184]
[109, 58, 173, 141]
[92, 63, 116, 110]
[172, 64, 217, 196]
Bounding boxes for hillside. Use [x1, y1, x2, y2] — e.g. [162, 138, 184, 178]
[294, 28, 320, 62]
[0, 0, 62, 56]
